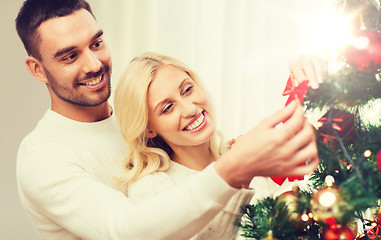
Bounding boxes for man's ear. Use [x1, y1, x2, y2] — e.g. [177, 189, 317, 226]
[145, 128, 157, 139]
[25, 56, 48, 83]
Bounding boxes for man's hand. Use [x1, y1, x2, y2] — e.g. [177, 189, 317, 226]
[289, 55, 327, 89]
[215, 101, 319, 188]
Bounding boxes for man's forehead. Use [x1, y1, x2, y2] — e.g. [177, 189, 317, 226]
[37, 9, 99, 52]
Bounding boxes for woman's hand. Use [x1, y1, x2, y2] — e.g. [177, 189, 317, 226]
[215, 101, 319, 188]
[289, 55, 328, 89]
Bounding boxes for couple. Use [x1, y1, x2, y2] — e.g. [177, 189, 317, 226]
[16, 0, 325, 239]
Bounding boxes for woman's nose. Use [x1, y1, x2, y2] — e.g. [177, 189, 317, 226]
[180, 100, 197, 118]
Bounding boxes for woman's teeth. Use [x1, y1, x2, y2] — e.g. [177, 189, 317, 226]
[186, 113, 205, 131]
[83, 75, 102, 86]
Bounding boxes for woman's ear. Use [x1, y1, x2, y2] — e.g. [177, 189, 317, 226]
[145, 128, 157, 139]
[25, 56, 48, 83]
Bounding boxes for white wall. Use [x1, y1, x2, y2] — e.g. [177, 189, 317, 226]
[1, 0, 48, 239]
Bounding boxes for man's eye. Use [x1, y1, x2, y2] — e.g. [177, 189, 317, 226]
[62, 53, 78, 62]
[92, 40, 103, 49]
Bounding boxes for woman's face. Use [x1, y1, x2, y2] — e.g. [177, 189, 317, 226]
[147, 65, 215, 149]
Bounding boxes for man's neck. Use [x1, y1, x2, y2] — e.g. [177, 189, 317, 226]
[51, 101, 112, 122]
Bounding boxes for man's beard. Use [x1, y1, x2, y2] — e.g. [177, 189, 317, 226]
[45, 65, 111, 107]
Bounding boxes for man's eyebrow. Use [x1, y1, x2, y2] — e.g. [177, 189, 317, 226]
[92, 30, 104, 42]
[53, 46, 76, 59]
[53, 30, 104, 59]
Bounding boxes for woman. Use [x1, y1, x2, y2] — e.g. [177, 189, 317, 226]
[114, 52, 255, 239]
[114, 52, 327, 239]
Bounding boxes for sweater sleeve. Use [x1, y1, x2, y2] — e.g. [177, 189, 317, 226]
[17, 144, 237, 240]
[128, 172, 176, 201]
[128, 171, 255, 240]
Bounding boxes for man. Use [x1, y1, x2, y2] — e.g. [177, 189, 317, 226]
[16, 0, 324, 239]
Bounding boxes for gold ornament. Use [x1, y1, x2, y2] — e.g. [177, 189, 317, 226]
[275, 184, 313, 231]
[310, 176, 346, 225]
[261, 230, 279, 240]
[276, 185, 301, 222]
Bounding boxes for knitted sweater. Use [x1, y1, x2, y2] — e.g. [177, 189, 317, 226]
[128, 162, 255, 240]
[17, 110, 237, 240]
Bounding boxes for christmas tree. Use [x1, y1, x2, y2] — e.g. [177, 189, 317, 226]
[238, 0, 381, 239]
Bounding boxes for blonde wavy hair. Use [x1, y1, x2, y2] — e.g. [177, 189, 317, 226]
[114, 52, 224, 184]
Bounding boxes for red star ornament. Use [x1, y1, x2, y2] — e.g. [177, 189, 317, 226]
[282, 74, 309, 106]
[270, 75, 309, 185]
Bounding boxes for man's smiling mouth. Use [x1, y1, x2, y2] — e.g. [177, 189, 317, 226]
[79, 75, 103, 86]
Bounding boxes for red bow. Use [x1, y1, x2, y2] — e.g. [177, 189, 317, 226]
[282, 74, 309, 105]
[270, 74, 309, 185]
[318, 117, 344, 131]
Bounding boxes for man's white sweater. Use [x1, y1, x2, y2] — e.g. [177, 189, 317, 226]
[17, 110, 236, 240]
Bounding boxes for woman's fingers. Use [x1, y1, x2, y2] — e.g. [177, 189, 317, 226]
[261, 101, 297, 128]
[289, 54, 328, 89]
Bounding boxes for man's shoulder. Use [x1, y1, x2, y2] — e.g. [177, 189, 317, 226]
[18, 113, 61, 151]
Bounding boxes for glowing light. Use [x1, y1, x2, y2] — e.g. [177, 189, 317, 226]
[299, 5, 358, 74]
[301, 214, 310, 222]
[317, 122, 323, 128]
[364, 150, 372, 158]
[319, 191, 337, 207]
[353, 36, 370, 50]
[306, 11, 352, 56]
[325, 175, 335, 187]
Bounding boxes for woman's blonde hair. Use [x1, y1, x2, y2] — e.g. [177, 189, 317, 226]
[114, 52, 223, 184]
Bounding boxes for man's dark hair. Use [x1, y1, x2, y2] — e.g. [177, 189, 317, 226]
[15, 0, 94, 60]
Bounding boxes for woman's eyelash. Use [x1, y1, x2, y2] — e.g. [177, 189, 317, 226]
[183, 85, 193, 94]
[162, 103, 173, 113]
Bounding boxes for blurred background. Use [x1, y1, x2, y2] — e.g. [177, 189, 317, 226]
[2, 0, 333, 239]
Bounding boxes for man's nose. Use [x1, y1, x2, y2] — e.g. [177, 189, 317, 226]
[82, 49, 101, 73]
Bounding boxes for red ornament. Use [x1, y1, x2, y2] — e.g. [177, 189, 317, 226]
[357, 220, 381, 240]
[376, 150, 381, 172]
[317, 108, 356, 146]
[282, 74, 309, 106]
[322, 225, 355, 240]
[367, 223, 381, 239]
[344, 30, 381, 73]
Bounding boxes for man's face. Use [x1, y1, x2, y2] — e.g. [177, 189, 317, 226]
[37, 9, 112, 107]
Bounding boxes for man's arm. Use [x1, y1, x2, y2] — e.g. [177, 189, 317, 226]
[18, 145, 236, 240]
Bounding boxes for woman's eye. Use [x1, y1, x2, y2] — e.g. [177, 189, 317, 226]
[162, 103, 173, 114]
[183, 85, 193, 95]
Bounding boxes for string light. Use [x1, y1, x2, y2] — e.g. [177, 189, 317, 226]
[364, 150, 372, 158]
[301, 214, 310, 222]
[325, 175, 335, 187]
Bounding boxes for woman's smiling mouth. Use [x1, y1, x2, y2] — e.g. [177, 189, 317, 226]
[184, 111, 207, 131]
